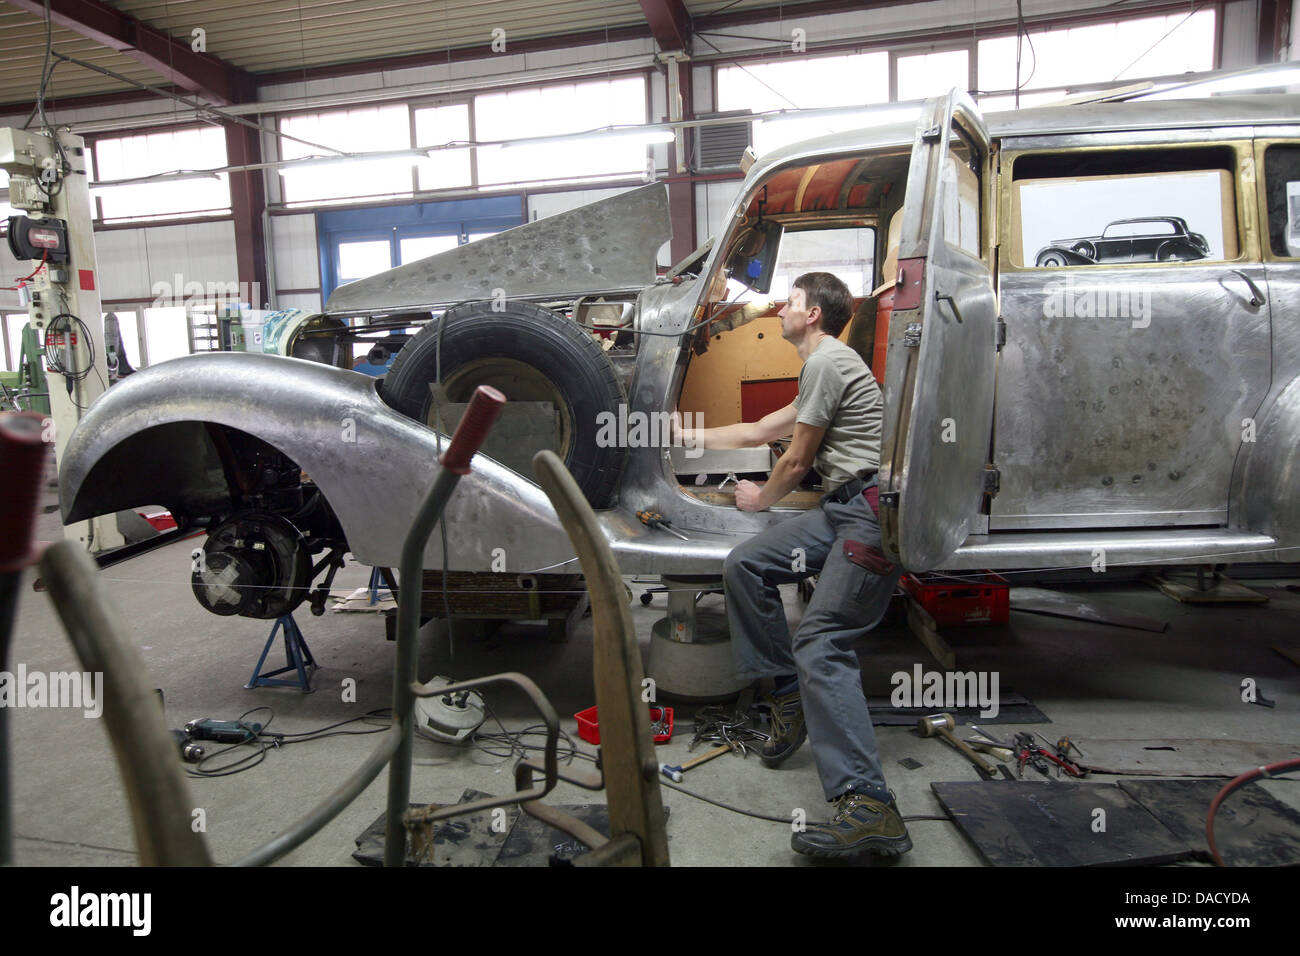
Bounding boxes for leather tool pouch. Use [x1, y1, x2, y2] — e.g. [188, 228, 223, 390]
[843, 540, 895, 575]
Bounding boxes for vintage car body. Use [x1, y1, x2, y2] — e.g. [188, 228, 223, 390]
[61, 91, 1300, 618]
[1035, 216, 1211, 266]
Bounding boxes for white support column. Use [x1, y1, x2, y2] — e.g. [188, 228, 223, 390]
[1, 126, 123, 553]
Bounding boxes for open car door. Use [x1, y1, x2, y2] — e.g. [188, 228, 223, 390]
[877, 90, 998, 571]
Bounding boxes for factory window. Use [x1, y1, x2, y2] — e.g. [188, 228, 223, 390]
[337, 239, 394, 284]
[976, 9, 1217, 109]
[91, 127, 231, 222]
[316, 195, 523, 298]
[399, 234, 460, 264]
[414, 103, 474, 191]
[141, 307, 192, 365]
[473, 75, 649, 186]
[896, 49, 970, 101]
[3, 314, 27, 373]
[717, 53, 892, 156]
[0, 169, 18, 220]
[280, 104, 417, 205]
[769, 226, 876, 300]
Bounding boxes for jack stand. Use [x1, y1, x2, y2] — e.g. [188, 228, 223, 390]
[246, 613, 317, 692]
[368, 567, 391, 605]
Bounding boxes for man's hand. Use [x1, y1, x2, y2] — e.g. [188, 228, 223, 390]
[734, 479, 765, 512]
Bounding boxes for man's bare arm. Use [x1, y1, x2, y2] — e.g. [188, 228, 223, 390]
[677, 401, 798, 450]
[740, 421, 825, 511]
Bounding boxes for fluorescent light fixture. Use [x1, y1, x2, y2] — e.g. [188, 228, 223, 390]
[481, 126, 676, 152]
[279, 149, 425, 174]
[90, 169, 222, 190]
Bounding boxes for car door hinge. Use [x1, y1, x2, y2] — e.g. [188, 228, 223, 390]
[920, 125, 942, 143]
[995, 318, 1006, 351]
[982, 465, 1001, 497]
[903, 322, 923, 348]
[878, 491, 900, 508]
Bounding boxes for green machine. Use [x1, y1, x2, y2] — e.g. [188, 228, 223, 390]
[0, 322, 50, 415]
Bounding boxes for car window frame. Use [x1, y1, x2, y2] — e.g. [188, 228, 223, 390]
[1254, 133, 1300, 262]
[997, 135, 1258, 273]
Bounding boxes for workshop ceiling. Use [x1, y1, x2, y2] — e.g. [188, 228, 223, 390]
[0, 0, 853, 110]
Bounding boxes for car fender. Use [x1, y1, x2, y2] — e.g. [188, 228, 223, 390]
[1034, 245, 1093, 266]
[1232, 373, 1300, 555]
[60, 352, 582, 572]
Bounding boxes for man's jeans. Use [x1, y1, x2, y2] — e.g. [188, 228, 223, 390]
[723, 479, 901, 803]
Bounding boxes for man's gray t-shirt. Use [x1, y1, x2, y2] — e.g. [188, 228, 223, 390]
[792, 336, 883, 491]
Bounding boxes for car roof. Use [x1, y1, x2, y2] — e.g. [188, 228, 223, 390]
[1108, 217, 1188, 225]
[747, 94, 1300, 185]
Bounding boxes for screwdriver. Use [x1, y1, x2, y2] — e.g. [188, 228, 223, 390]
[636, 510, 690, 541]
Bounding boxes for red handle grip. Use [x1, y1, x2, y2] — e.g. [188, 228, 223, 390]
[439, 385, 507, 475]
[0, 412, 53, 573]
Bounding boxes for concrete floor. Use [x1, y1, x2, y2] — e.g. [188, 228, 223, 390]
[7, 491, 1300, 867]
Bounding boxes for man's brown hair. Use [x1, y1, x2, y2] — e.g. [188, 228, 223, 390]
[793, 271, 854, 337]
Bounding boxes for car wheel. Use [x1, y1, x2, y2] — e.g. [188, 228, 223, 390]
[1070, 241, 1096, 261]
[383, 300, 628, 507]
[1036, 250, 1068, 268]
[1156, 244, 1182, 262]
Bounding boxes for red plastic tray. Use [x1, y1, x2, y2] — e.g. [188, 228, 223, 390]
[574, 705, 673, 745]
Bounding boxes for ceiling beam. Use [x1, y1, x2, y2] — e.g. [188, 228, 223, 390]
[638, 0, 692, 53]
[7, 0, 255, 104]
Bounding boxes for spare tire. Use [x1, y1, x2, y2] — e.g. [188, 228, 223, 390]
[383, 300, 627, 507]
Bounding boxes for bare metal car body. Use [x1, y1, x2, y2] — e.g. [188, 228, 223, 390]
[61, 92, 1300, 612]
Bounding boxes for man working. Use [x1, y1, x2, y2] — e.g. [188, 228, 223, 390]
[677, 271, 908, 859]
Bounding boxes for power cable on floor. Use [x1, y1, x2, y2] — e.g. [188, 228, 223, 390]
[182, 706, 392, 778]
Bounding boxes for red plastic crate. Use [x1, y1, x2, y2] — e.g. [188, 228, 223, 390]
[138, 509, 176, 531]
[574, 705, 673, 745]
[901, 571, 1009, 626]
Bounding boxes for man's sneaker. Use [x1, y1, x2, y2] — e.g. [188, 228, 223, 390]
[791, 791, 912, 859]
[760, 687, 807, 767]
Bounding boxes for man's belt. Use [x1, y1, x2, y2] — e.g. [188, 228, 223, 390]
[823, 472, 876, 505]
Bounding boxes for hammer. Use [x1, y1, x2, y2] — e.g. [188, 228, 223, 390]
[917, 713, 999, 776]
[660, 744, 732, 782]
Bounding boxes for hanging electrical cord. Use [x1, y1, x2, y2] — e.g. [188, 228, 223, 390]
[43, 312, 96, 385]
[1, 250, 49, 291]
[1206, 757, 1300, 866]
[34, 0, 71, 197]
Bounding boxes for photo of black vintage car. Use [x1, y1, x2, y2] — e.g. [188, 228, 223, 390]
[1035, 216, 1211, 266]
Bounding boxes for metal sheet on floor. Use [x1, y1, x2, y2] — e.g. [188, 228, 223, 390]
[1079, 739, 1300, 777]
[931, 780, 1194, 866]
[1009, 587, 1168, 632]
[1117, 778, 1300, 867]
